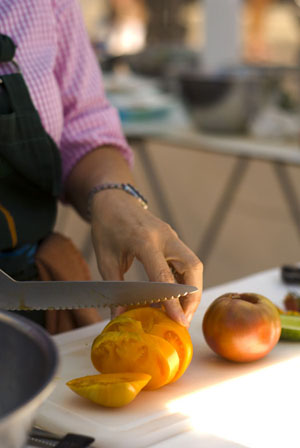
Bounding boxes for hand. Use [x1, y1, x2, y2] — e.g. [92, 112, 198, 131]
[45, 308, 102, 335]
[90, 190, 203, 327]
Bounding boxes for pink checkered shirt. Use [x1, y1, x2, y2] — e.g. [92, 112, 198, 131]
[0, 0, 133, 193]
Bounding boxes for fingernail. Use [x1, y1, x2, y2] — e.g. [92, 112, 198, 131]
[186, 313, 193, 325]
[179, 316, 190, 328]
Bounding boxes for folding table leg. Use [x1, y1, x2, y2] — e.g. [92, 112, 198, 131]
[196, 157, 249, 263]
[133, 138, 182, 235]
[272, 161, 300, 239]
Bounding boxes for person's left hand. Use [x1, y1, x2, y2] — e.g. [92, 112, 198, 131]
[46, 308, 102, 335]
[90, 190, 203, 327]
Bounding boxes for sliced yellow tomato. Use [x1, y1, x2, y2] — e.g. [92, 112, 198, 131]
[91, 331, 179, 390]
[119, 307, 193, 382]
[120, 307, 167, 333]
[66, 372, 151, 407]
[150, 323, 193, 382]
[102, 316, 143, 333]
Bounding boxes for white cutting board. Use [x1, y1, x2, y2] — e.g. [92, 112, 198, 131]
[35, 267, 300, 448]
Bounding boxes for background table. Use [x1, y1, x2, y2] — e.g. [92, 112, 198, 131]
[133, 127, 300, 263]
[112, 76, 300, 263]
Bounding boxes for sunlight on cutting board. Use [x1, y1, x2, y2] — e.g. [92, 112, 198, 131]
[166, 354, 300, 448]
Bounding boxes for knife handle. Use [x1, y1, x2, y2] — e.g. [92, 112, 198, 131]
[55, 433, 95, 448]
[281, 265, 300, 284]
[28, 428, 94, 448]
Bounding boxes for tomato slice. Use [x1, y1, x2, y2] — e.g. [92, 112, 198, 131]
[66, 372, 151, 407]
[120, 307, 193, 382]
[150, 323, 193, 382]
[91, 331, 179, 390]
[102, 316, 143, 334]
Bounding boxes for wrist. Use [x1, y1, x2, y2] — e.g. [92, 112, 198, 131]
[64, 146, 135, 218]
[87, 182, 148, 220]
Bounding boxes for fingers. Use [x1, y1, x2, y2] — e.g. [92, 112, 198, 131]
[110, 305, 127, 320]
[91, 203, 203, 326]
[46, 310, 75, 335]
[136, 248, 190, 326]
[45, 309, 103, 335]
[45, 310, 58, 335]
[169, 249, 203, 325]
[171, 259, 203, 324]
[72, 308, 102, 326]
[97, 257, 130, 318]
[163, 298, 190, 327]
[57, 311, 75, 334]
[139, 237, 203, 326]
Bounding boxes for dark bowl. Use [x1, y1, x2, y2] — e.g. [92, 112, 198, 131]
[178, 72, 265, 133]
[0, 311, 58, 448]
[179, 74, 234, 107]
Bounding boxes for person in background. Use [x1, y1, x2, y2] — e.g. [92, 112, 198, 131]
[246, 0, 275, 60]
[0, 0, 203, 334]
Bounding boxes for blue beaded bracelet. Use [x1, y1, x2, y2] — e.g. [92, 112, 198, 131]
[87, 182, 148, 220]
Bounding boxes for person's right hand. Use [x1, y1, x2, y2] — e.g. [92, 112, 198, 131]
[90, 189, 203, 327]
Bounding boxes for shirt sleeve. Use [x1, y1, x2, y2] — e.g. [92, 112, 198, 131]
[52, 0, 133, 189]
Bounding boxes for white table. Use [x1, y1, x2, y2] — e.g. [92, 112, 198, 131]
[33, 266, 300, 448]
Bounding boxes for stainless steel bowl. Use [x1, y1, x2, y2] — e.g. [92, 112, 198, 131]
[0, 311, 58, 448]
[179, 72, 265, 134]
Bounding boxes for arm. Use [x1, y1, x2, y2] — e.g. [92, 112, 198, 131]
[65, 145, 134, 219]
[65, 147, 203, 327]
[54, 0, 203, 327]
[53, 0, 133, 190]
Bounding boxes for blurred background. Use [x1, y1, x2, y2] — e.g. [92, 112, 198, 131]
[55, 0, 300, 291]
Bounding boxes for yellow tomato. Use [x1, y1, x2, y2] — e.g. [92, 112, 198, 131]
[102, 316, 143, 334]
[66, 372, 151, 407]
[118, 308, 193, 382]
[91, 330, 179, 390]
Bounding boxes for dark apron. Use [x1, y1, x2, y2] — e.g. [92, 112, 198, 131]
[0, 35, 62, 323]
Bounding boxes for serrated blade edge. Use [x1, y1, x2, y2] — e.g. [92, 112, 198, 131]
[0, 276, 198, 310]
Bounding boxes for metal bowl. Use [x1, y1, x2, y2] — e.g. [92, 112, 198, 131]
[179, 71, 265, 133]
[0, 311, 58, 448]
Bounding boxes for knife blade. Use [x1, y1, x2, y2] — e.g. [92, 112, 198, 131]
[0, 269, 198, 311]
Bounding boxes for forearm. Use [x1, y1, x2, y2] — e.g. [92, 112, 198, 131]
[64, 146, 135, 220]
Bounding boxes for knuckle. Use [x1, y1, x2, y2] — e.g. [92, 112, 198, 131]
[134, 224, 157, 243]
[148, 220, 176, 239]
[182, 254, 203, 274]
[163, 222, 178, 238]
[191, 258, 203, 273]
[157, 268, 174, 283]
[134, 217, 178, 248]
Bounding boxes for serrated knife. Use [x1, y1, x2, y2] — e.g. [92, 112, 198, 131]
[0, 268, 198, 311]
